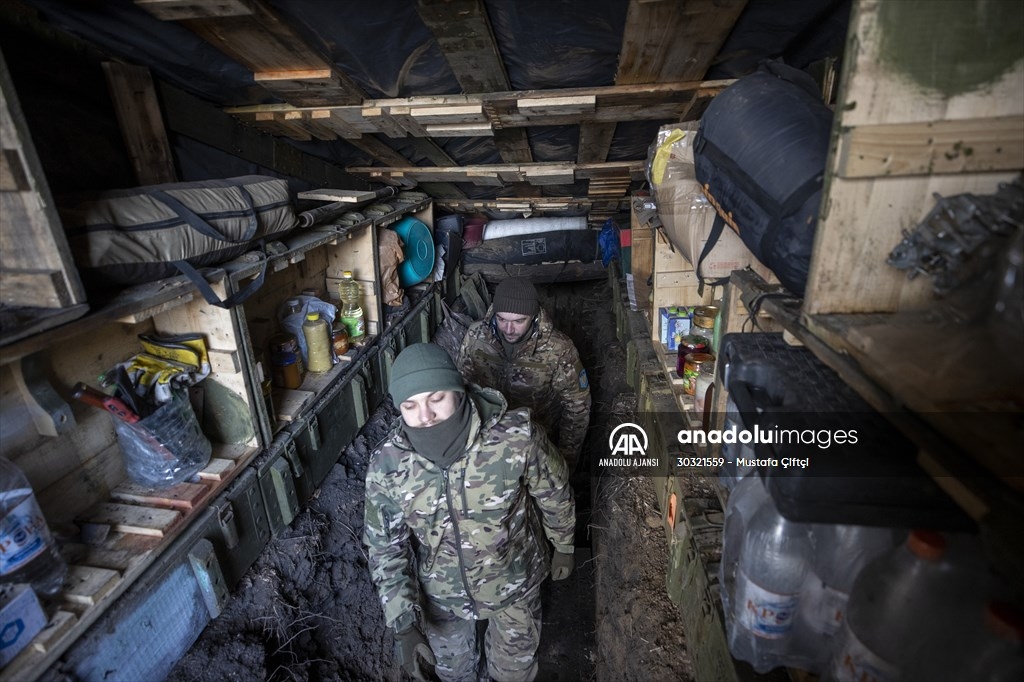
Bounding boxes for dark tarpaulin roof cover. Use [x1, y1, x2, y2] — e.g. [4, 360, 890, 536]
[11, 0, 850, 193]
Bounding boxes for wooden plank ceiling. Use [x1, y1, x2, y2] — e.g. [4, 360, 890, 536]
[134, 0, 746, 207]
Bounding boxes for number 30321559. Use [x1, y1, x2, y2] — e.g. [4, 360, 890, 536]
[676, 457, 724, 468]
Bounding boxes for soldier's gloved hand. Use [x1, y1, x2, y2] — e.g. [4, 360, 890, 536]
[551, 550, 575, 581]
[395, 625, 435, 681]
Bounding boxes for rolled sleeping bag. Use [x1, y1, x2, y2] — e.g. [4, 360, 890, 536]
[483, 216, 587, 240]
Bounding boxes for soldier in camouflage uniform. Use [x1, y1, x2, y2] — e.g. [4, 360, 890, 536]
[457, 277, 591, 473]
[364, 343, 576, 682]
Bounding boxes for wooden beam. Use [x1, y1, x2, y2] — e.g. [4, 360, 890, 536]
[0, 269, 72, 309]
[578, 123, 616, 163]
[349, 161, 644, 185]
[404, 138, 460, 167]
[486, 100, 532, 163]
[134, 0, 253, 21]
[517, 95, 596, 116]
[616, 0, 748, 83]
[101, 61, 177, 185]
[410, 104, 487, 125]
[346, 135, 416, 167]
[300, 110, 340, 141]
[415, 0, 509, 93]
[836, 116, 1024, 178]
[225, 79, 734, 122]
[493, 128, 533, 163]
[139, 0, 364, 106]
[0, 51, 86, 309]
[523, 167, 576, 186]
[343, 137, 465, 198]
[254, 68, 363, 107]
[425, 123, 494, 137]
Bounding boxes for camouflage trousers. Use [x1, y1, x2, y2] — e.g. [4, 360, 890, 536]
[423, 588, 542, 682]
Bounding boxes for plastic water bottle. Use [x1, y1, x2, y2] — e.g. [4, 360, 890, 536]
[719, 472, 771, 618]
[794, 522, 899, 673]
[822, 530, 978, 682]
[0, 457, 68, 597]
[950, 600, 1024, 682]
[302, 311, 332, 373]
[337, 271, 365, 340]
[728, 491, 813, 673]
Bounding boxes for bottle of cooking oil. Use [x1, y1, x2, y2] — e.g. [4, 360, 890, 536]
[338, 271, 365, 340]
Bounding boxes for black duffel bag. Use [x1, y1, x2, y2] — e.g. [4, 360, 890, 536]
[693, 61, 833, 296]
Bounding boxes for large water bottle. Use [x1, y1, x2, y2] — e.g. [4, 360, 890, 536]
[728, 491, 813, 673]
[822, 530, 979, 682]
[0, 457, 68, 597]
[718, 396, 758, 490]
[949, 600, 1024, 682]
[719, 472, 771, 618]
[337, 270, 365, 340]
[794, 522, 899, 673]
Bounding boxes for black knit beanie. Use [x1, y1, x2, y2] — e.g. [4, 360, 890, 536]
[492, 277, 539, 317]
[389, 343, 465, 405]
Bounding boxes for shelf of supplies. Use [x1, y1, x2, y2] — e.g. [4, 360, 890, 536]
[730, 268, 1024, 590]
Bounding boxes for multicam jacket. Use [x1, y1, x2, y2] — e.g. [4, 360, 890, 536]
[363, 386, 575, 632]
[456, 306, 591, 468]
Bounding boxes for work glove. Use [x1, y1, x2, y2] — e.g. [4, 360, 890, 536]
[551, 550, 575, 581]
[394, 625, 435, 681]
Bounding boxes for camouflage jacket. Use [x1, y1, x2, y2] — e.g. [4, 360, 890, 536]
[456, 306, 591, 468]
[363, 386, 575, 632]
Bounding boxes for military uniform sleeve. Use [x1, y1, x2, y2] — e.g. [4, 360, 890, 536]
[523, 424, 576, 554]
[455, 322, 483, 384]
[551, 342, 592, 466]
[363, 456, 419, 631]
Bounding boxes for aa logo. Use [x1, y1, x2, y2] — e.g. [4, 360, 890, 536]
[608, 422, 649, 457]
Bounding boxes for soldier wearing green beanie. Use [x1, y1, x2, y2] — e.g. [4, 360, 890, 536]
[457, 277, 592, 473]
[363, 343, 576, 682]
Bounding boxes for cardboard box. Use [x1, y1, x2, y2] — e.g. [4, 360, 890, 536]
[650, 123, 758, 280]
[659, 307, 692, 351]
[0, 584, 47, 666]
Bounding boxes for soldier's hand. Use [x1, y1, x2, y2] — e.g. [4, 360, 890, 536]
[551, 550, 575, 581]
[395, 625, 435, 681]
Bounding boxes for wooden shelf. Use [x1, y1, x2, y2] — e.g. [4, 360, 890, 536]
[730, 268, 1024, 589]
[1, 443, 258, 681]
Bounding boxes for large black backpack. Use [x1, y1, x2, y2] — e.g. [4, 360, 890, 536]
[693, 61, 834, 296]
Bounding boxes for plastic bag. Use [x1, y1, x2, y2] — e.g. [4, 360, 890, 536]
[278, 295, 339, 366]
[599, 218, 620, 267]
[113, 390, 212, 488]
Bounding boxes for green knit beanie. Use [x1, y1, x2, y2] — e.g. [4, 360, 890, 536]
[492, 277, 539, 317]
[389, 343, 465, 404]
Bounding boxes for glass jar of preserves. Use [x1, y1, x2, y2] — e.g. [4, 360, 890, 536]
[682, 352, 715, 396]
[677, 334, 712, 374]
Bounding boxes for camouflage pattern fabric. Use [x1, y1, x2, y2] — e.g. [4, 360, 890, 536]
[363, 386, 575, 636]
[456, 306, 592, 471]
[422, 588, 542, 682]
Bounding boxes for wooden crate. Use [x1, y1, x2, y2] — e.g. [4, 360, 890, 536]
[799, 0, 1024, 493]
[628, 195, 655, 313]
[804, 0, 1023, 318]
[649, 229, 717, 341]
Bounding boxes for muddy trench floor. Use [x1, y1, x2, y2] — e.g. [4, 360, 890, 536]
[166, 278, 693, 682]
